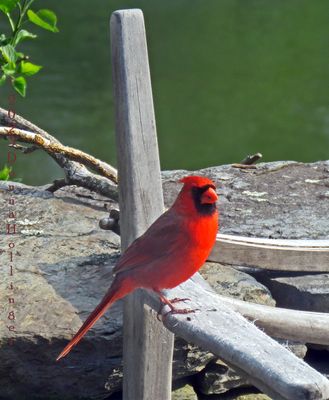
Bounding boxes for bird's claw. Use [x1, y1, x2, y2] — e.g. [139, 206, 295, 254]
[163, 307, 199, 318]
[157, 304, 199, 321]
[155, 292, 195, 321]
[169, 297, 191, 304]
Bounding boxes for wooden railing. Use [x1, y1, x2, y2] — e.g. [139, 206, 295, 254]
[212, 234, 329, 271]
[110, 9, 329, 400]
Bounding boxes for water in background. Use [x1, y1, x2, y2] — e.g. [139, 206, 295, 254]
[1, 0, 329, 185]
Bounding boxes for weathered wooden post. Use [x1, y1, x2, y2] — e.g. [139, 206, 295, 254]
[109, 8, 329, 400]
[110, 9, 174, 400]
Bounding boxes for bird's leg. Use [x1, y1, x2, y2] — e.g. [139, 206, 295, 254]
[154, 290, 197, 321]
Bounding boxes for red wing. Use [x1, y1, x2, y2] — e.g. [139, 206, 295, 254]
[113, 209, 188, 275]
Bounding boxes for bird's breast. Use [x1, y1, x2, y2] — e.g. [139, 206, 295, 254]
[158, 214, 218, 289]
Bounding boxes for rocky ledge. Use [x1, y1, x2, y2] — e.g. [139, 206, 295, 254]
[0, 160, 328, 400]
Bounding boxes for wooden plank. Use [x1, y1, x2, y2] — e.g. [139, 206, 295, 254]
[191, 272, 329, 345]
[144, 276, 329, 400]
[217, 294, 329, 345]
[210, 233, 329, 271]
[191, 274, 329, 345]
[110, 9, 174, 400]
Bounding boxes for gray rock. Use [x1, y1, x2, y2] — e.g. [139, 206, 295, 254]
[172, 383, 198, 400]
[1, 160, 328, 399]
[173, 337, 216, 378]
[162, 161, 329, 239]
[263, 274, 329, 312]
[0, 183, 123, 399]
[0, 182, 215, 399]
[200, 262, 275, 306]
[196, 360, 249, 395]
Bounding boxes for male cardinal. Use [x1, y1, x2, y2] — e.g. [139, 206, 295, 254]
[56, 175, 218, 361]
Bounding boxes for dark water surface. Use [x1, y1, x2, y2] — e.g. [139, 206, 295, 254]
[1, 0, 329, 185]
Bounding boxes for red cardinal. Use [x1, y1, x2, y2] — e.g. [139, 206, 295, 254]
[56, 175, 218, 361]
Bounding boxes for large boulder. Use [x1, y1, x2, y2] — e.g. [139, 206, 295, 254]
[162, 160, 329, 239]
[0, 160, 328, 399]
[0, 182, 218, 399]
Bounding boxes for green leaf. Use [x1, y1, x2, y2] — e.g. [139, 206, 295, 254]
[0, 164, 12, 181]
[13, 29, 37, 46]
[0, 0, 19, 14]
[12, 76, 26, 97]
[27, 9, 59, 33]
[2, 61, 16, 75]
[19, 61, 42, 76]
[0, 44, 16, 63]
[0, 33, 8, 45]
[15, 51, 25, 59]
[0, 74, 6, 86]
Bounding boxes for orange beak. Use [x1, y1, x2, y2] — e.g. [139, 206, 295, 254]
[200, 187, 218, 204]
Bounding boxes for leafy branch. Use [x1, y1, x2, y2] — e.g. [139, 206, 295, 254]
[0, 0, 59, 97]
[0, 163, 12, 180]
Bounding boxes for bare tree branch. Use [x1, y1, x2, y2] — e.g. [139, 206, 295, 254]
[0, 107, 118, 200]
[47, 178, 69, 193]
[9, 143, 39, 153]
[0, 127, 118, 183]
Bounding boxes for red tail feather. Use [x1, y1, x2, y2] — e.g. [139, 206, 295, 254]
[56, 277, 132, 361]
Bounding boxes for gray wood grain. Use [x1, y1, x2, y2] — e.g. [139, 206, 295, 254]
[144, 278, 329, 400]
[218, 294, 329, 345]
[210, 234, 329, 271]
[110, 9, 174, 400]
[191, 273, 329, 346]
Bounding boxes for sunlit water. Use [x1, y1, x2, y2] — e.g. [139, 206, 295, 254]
[1, 0, 328, 185]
